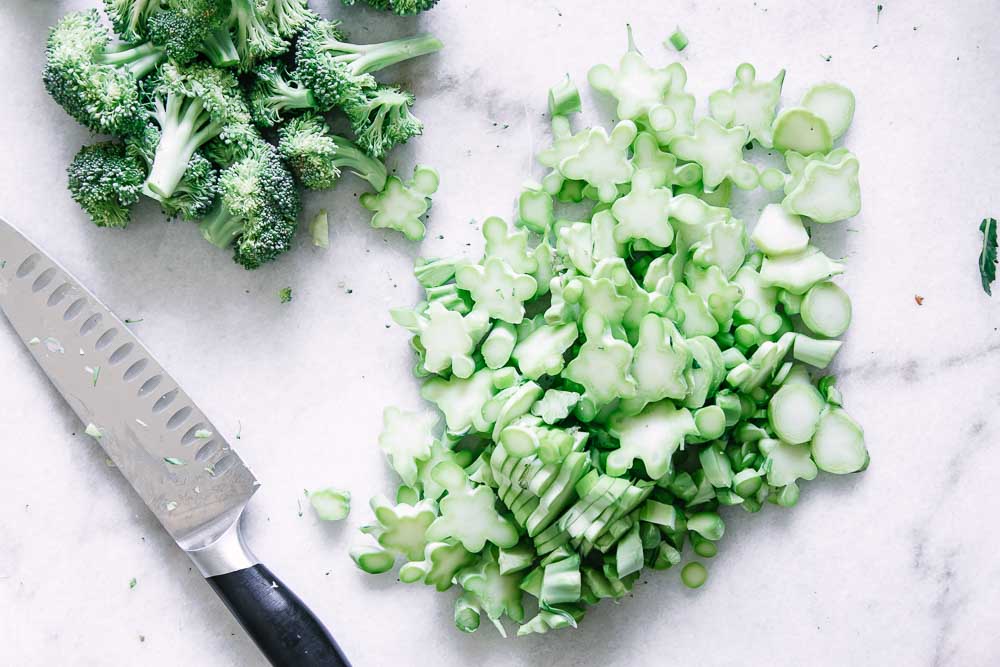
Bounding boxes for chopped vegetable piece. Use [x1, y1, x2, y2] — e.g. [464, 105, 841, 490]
[681, 562, 708, 588]
[360, 165, 439, 241]
[310, 209, 329, 248]
[310, 488, 351, 521]
[800, 281, 852, 337]
[667, 29, 689, 52]
[979, 217, 997, 295]
[548, 74, 581, 116]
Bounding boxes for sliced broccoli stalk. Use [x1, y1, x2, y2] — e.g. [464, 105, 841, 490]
[361, 165, 439, 241]
[810, 408, 869, 474]
[309, 488, 351, 521]
[67, 142, 145, 229]
[768, 381, 825, 444]
[548, 74, 581, 116]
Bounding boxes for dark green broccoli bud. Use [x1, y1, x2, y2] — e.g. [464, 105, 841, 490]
[277, 114, 339, 190]
[295, 19, 443, 110]
[384, 0, 440, 15]
[248, 62, 319, 127]
[260, 0, 318, 38]
[277, 114, 388, 191]
[146, 1, 238, 68]
[43, 10, 166, 136]
[346, 86, 423, 159]
[144, 62, 255, 199]
[67, 142, 146, 229]
[342, 0, 440, 15]
[227, 0, 288, 69]
[200, 143, 301, 269]
[103, 0, 161, 41]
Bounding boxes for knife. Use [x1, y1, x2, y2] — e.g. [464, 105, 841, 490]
[0, 218, 350, 667]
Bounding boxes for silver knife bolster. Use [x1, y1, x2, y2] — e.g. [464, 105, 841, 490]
[186, 514, 259, 577]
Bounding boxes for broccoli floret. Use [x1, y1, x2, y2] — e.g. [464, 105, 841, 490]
[278, 114, 388, 191]
[260, 0, 318, 38]
[295, 19, 443, 110]
[248, 62, 319, 127]
[127, 124, 219, 221]
[103, 0, 160, 41]
[144, 62, 254, 199]
[347, 86, 423, 159]
[226, 0, 288, 69]
[343, 0, 440, 15]
[67, 142, 146, 229]
[43, 10, 165, 136]
[146, 1, 238, 68]
[277, 114, 339, 189]
[200, 143, 301, 269]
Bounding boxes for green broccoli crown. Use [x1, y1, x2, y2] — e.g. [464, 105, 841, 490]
[145, 1, 226, 63]
[347, 86, 423, 159]
[260, 0, 318, 38]
[201, 143, 300, 269]
[277, 113, 340, 190]
[67, 142, 146, 229]
[43, 10, 164, 136]
[295, 20, 375, 110]
[103, 0, 160, 42]
[227, 0, 288, 68]
[385, 0, 440, 16]
[248, 62, 318, 127]
[295, 20, 442, 110]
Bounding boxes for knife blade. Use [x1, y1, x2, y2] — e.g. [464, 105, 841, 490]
[0, 218, 349, 667]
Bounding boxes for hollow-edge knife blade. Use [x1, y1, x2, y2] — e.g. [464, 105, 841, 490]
[0, 218, 258, 554]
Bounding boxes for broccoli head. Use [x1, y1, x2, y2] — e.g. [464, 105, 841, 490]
[43, 10, 165, 136]
[67, 142, 146, 229]
[248, 62, 319, 127]
[347, 86, 423, 159]
[295, 19, 443, 110]
[146, 1, 238, 68]
[277, 114, 339, 190]
[144, 62, 254, 199]
[260, 0, 318, 38]
[278, 114, 388, 191]
[200, 143, 301, 269]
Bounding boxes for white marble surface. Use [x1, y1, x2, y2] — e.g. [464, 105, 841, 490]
[1, 1, 999, 665]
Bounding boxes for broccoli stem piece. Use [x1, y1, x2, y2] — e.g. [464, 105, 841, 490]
[200, 200, 243, 248]
[331, 136, 388, 191]
[201, 27, 240, 68]
[146, 97, 222, 199]
[320, 33, 443, 75]
[95, 41, 166, 78]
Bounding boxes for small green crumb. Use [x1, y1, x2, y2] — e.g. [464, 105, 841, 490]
[279, 287, 293, 304]
[667, 28, 689, 52]
[681, 562, 708, 589]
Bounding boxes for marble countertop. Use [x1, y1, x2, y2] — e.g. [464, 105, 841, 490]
[2, 1, 999, 665]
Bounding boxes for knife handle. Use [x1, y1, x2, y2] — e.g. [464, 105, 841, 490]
[208, 563, 350, 667]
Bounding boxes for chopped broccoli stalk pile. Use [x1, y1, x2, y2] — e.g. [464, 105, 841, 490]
[45, 2, 443, 269]
[351, 31, 869, 638]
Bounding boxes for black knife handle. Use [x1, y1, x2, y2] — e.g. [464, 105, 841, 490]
[208, 563, 350, 667]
